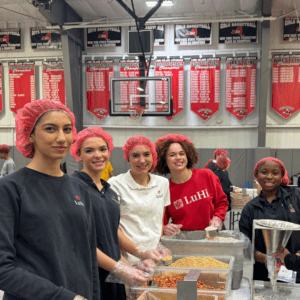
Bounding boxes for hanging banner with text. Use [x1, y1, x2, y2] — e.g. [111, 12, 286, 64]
[0, 28, 21, 51]
[119, 60, 148, 111]
[190, 58, 220, 121]
[86, 27, 121, 48]
[43, 62, 66, 105]
[155, 59, 184, 121]
[31, 28, 62, 50]
[219, 21, 258, 44]
[175, 23, 212, 45]
[225, 57, 257, 120]
[86, 60, 114, 120]
[9, 63, 35, 114]
[283, 18, 300, 42]
[272, 55, 300, 119]
[0, 64, 2, 112]
[129, 25, 165, 46]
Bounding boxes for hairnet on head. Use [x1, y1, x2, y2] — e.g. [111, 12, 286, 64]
[204, 159, 213, 169]
[70, 127, 114, 161]
[155, 134, 193, 148]
[0, 144, 10, 153]
[213, 148, 228, 158]
[215, 156, 231, 170]
[122, 136, 157, 172]
[254, 157, 289, 186]
[15, 99, 77, 158]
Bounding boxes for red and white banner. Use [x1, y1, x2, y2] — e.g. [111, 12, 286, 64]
[272, 55, 300, 119]
[226, 57, 257, 120]
[155, 59, 184, 121]
[119, 60, 148, 111]
[86, 61, 114, 120]
[190, 58, 220, 120]
[43, 62, 66, 105]
[0, 64, 2, 112]
[9, 63, 35, 114]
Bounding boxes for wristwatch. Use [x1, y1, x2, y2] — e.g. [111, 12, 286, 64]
[74, 296, 88, 300]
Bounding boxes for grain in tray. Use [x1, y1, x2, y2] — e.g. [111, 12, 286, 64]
[168, 256, 229, 269]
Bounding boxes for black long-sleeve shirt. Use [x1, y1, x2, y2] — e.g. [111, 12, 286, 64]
[214, 169, 233, 211]
[0, 168, 100, 300]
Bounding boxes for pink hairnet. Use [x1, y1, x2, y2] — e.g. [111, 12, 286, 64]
[204, 159, 214, 169]
[254, 157, 289, 186]
[155, 134, 193, 148]
[213, 148, 228, 158]
[122, 136, 157, 172]
[215, 156, 231, 170]
[0, 144, 10, 153]
[15, 99, 77, 158]
[70, 127, 114, 161]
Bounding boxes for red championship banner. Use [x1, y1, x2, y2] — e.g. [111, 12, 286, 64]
[272, 55, 300, 119]
[0, 64, 2, 112]
[190, 58, 220, 120]
[9, 63, 35, 114]
[226, 57, 257, 120]
[43, 62, 66, 105]
[86, 60, 114, 120]
[119, 60, 148, 111]
[155, 59, 184, 121]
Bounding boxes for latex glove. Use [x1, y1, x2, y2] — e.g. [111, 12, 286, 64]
[111, 261, 148, 286]
[254, 251, 267, 267]
[272, 245, 290, 264]
[163, 224, 183, 237]
[156, 242, 172, 257]
[133, 259, 156, 274]
[209, 216, 223, 230]
[135, 246, 162, 263]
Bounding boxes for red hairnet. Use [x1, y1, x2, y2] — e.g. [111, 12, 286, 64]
[215, 156, 231, 170]
[204, 159, 213, 169]
[213, 148, 228, 158]
[70, 127, 114, 161]
[15, 99, 77, 158]
[122, 136, 157, 172]
[0, 144, 10, 153]
[155, 134, 193, 148]
[254, 157, 289, 186]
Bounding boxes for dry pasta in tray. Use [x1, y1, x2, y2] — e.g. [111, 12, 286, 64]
[168, 257, 229, 269]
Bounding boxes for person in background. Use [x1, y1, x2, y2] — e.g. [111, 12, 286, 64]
[154, 134, 228, 236]
[204, 148, 228, 172]
[214, 156, 237, 211]
[239, 157, 300, 282]
[0, 144, 16, 178]
[0, 99, 100, 300]
[108, 136, 171, 264]
[70, 128, 160, 300]
[101, 161, 114, 181]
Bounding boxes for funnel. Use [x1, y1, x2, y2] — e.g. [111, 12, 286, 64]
[255, 220, 300, 255]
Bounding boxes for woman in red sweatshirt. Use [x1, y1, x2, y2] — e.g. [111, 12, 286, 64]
[155, 134, 228, 236]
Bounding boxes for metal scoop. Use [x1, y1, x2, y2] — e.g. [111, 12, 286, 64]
[205, 226, 219, 239]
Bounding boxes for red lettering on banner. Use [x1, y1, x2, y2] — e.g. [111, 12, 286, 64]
[86, 61, 114, 120]
[225, 57, 257, 120]
[9, 63, 36, 114]
[190, 59, 220, 121]
[155, 59, 184, 121]
[271, 56, 300, 119]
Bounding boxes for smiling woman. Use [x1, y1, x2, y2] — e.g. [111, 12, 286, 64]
[239, 157, 300, 283]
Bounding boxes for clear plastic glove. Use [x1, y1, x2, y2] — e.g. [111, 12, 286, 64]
[156, 242, 172, 257]
[109, 261, 148, 286]
[163, 223, 183, 237]
[272, 245, 290, 264]
[209, 216, 223, 230]
[135, 246, 162, 263]
[132, 259, 156, 274]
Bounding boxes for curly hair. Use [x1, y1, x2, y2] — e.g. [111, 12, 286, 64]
[154, 141, 199, 175]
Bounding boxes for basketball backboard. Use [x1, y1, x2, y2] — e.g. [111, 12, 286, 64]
[109, 76, 173, 117]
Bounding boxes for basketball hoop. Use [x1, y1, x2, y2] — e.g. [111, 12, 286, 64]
[129, 107, 145, 122]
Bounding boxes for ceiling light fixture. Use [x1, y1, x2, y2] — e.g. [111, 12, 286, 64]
[146, 1, 173, 7]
